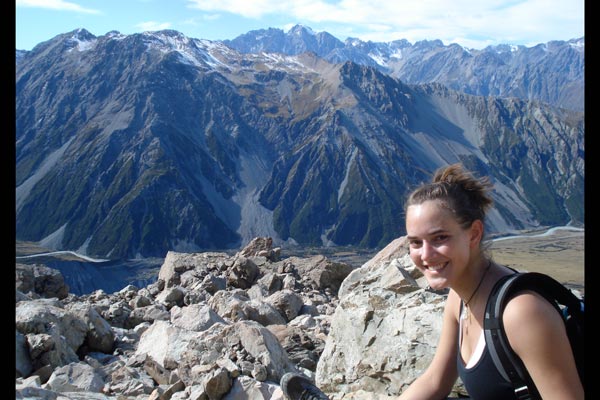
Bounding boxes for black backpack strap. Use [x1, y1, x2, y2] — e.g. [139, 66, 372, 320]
[484, 272, 584, 400]
[484, 273, 535, 399]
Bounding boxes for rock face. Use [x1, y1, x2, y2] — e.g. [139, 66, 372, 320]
[315, 237, 453, 396]
[15, 237, 458, 399]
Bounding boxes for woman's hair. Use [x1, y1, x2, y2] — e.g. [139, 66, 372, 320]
[405, 163, 494, 229]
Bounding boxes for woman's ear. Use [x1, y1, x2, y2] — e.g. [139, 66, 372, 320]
[469, 219, 484, 248]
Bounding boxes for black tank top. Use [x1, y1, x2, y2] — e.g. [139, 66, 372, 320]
[457, 341, 518, 400]
[456, 300, 518, 400]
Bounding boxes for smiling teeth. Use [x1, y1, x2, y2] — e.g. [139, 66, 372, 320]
[428, 264, 446, 271]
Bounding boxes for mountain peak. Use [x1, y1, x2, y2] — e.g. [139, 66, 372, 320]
[288, 24, 315, 36]
[69, 28, 96, 42]
[63, 28, 98, 51]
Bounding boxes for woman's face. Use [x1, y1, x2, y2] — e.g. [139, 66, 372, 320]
[406, 200, 478, 290]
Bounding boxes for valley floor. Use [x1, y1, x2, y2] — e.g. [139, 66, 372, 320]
[15, 226, 584, 294]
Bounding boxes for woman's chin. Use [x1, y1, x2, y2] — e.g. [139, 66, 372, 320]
[425, 276, 449, 291]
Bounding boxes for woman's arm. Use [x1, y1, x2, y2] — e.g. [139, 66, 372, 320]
[503, 291, 584, 400]
[399, 290, 461, 400]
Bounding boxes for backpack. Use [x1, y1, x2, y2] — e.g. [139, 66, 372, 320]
[483, 272, 584, 400]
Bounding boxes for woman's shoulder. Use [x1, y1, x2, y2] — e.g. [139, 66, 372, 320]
[502, 290, 566, 351]
[444, 288, 461, 320]
[504, 288, 560, 313]
[503, 290, 561, 325]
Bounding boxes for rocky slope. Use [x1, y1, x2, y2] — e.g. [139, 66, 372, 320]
[15, 237, 458, 399]
[16, 29, 584, 259]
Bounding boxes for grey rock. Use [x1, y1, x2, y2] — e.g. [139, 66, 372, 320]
[45, 362, 105, 393]
[109, 364, 155, 396]
[227, 257, 259, 289]
[16, 330, 33, 378]
[16, 263, 69, 299]
[156, 286, 186, 309]
[16, 300, 87, 369]
[223, 375, 282, 399]
[264, 290, 304, 322]
[66, 303, 115, 353]
[204, 368, 232, 399]
[170, 303, 226, 332]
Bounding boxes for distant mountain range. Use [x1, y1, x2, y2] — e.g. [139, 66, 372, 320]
[224, 25, 584, 112]
[15, 28, 584, 259]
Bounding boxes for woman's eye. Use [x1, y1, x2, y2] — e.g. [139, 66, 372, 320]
[409, 240, 422, 248]
[433, 235, 449, 243]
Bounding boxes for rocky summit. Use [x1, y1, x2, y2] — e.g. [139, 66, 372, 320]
[15, 236, 462, 399]
[16, 28, 584, 260]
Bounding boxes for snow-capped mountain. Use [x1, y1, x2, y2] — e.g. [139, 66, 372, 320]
[15, 28, 584, 259]
[225, 24, 584, 112]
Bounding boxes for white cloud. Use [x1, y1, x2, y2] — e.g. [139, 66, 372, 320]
[187, 0, 292, 18]
[185, 0, 583, 47]
[135, 21, 173, 31]
[16, 0, 101, 14]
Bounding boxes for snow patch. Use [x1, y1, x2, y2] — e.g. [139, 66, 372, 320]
[570, 39, 584, 49]
[176, 51, 204, 68]
[143, 33, 229, 70]
[368, 52, 388, 66]
[68, 37, 97, 52]
[389, 49, 403, 59]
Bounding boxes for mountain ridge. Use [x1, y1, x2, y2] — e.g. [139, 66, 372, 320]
[224, 24, 584, 112]
[15, 28, 584, 259]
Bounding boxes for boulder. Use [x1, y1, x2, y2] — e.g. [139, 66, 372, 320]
[170, 303, 226, 332]
[16, 299, 88, 370]
[315, 238, 447, 397]
[45, 362, 105, 393]
[16, 263, 69, 299]
[66, 303, 115, 354]
[16, 330, 33, 378]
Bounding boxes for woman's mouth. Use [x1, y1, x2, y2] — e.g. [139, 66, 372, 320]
[424, 262, 448, 272]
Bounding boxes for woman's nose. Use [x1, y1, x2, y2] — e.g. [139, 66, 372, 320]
[420, 241, 436, 262]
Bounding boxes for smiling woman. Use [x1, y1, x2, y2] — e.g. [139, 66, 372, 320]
[398, 163, 583, 400]
[405, 164, 493, 294]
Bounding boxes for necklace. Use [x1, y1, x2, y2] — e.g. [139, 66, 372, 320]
[461, 260, 492, 322]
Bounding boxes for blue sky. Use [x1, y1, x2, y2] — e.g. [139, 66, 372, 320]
[15, 0, 585, 51]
